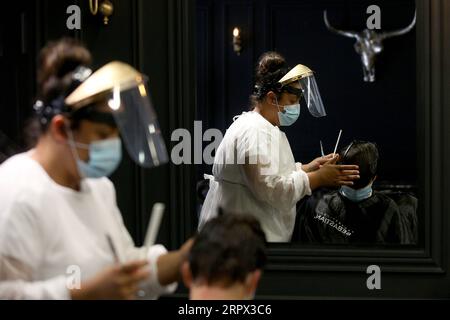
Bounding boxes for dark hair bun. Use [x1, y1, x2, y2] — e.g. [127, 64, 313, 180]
[253, 52, 288, 100]
[255, 52, 287, 82]
[37, 38, 92, 103]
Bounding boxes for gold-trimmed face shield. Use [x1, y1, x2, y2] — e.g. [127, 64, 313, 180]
[65, 61, 169, 168]
[279, 64, 327, 117]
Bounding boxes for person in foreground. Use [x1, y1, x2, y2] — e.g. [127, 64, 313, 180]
[0, 38, 193, 300]
[182, 211, 267, 300]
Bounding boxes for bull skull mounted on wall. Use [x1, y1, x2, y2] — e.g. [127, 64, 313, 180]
[323, 10, 416, 82]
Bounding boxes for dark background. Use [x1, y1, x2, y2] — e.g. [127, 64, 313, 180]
[1, 0, 450, 299]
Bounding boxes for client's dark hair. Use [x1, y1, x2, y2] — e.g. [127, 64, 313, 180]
[339, 141, 379, 189]
[189, 211, 267, 287]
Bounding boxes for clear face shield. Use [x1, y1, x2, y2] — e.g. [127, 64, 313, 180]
[279, 64, 327, 118]
[65, 62, 169, 168]
[107, 79, 168, 168]
[297, 75, 326, 117]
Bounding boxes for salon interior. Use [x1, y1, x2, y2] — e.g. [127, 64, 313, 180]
[1, 0, 450, 301]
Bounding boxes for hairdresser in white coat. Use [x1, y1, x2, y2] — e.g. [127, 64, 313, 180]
[0, 39, 192, 300]
[199, 52, 360, 242]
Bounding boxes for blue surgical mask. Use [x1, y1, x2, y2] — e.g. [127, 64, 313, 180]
[339, 184, 373, 202]
[274, 99, 301, 126]
[68, 130, 122, 178]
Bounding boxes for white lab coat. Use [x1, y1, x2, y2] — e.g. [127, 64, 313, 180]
[199, 111, 312, 242]
[0, 152, 177, 300]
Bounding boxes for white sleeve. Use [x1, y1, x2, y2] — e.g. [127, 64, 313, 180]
[115, 222, 178, 299]
[237, 128, 312, 213]
[0, 276, 70, 300]
[138, 245, 178, 299]
[0, 200, 71, 300]
[104, 179, 178, 299]
[240, 161, 311, 213]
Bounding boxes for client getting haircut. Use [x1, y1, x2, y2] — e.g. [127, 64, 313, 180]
[339, 141, 379, 189]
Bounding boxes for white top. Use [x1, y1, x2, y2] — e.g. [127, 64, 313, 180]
[199, 111, 312, 242]
[0, 152, 176, 300]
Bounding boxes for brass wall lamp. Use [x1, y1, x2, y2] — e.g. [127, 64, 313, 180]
[232, 27, 242, 55]
[89, 0, 114, 25]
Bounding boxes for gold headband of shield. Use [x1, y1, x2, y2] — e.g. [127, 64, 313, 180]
[278, 64, 314, 87]
[65, 61, 145, 110]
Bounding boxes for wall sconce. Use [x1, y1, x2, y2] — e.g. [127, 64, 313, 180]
[89, 0, 114, 25]
[232, 27, 242, 55]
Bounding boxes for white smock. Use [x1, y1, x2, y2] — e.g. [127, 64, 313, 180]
[199, 111, 312, 242]
[0, 152, 177, 299]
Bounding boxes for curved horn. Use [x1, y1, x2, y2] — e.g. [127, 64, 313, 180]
[323, 10, 359, 39]
[380, 10, 416, 40]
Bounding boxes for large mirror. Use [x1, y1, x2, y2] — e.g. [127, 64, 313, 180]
[194, 0, 418, 246]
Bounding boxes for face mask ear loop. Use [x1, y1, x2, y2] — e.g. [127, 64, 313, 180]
[273, 96, 284, 114]
[65, 123, 86, 179]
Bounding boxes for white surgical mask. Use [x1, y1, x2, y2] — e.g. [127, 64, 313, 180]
[339, 183, 373, 202]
